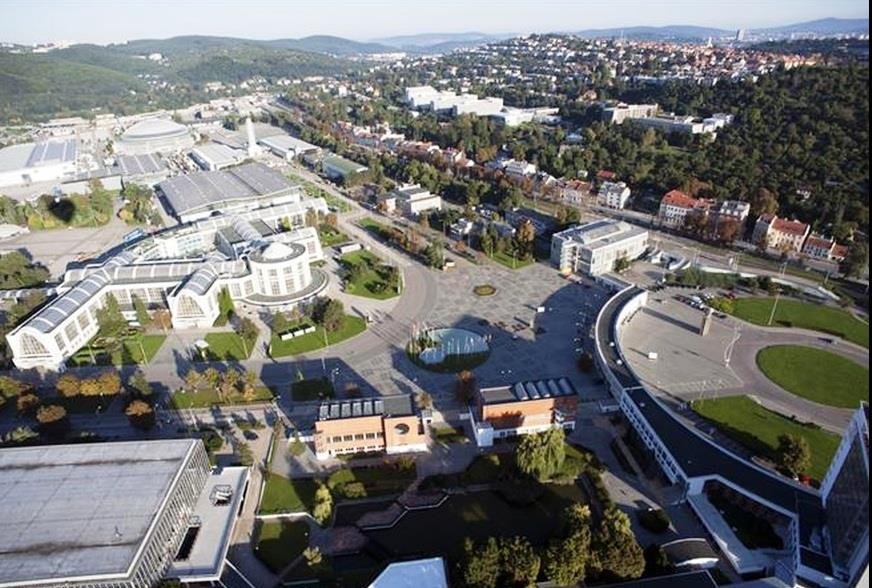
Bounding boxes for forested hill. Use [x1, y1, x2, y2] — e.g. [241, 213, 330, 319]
[609, 66, 869, 238]
[0, 38, 359, 123]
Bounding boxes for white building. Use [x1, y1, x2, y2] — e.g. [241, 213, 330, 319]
[630, 114, 706, 135]
[0, 139, 78, 188]
[382, 183, 442, 217]
[6, 198, 328, 370]
[502, 159, 537, 178]
[189, 143, 244, 171]
[602, 103, 659, 124]
[0, 439, 248, 588]
[597, 181, 631, 209]
[259, 135, 321, 160]
[550, 218, 649, 275]
[115, 118, 195, 155]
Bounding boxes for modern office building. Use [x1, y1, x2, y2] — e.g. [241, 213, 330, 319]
[470, 378, 578, 447]
[313, 396, 428, 460]
[115, 118, 195, 155]
[0, 139, 78, 188]
[601, 103, 659, 124]
[550, 219, 649, 276]
[157, 162, 302, 222]
[6, 198, 328, 369]
[0, 439, 249, 588]
[594, 286, 869, 587]
[819, 404, 869, 587]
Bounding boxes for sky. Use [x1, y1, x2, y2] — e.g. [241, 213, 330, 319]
[0, 0, 867, 45]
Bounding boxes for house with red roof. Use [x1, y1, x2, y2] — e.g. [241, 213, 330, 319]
[752, 214, 810, 254]
[802, 234, 849, 262]
[657, 189, 715, 229]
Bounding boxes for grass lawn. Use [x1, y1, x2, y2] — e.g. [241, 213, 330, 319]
[318, 224, 348, 247]
[291, 377, 335, 401]
[269, 316, 366, 357]
[340, 250, 399, 300]
[169, 385, 274, 409]
[364, 485, 585, 563]
[259, 473, 321, 514]
[254, 519, 310, 573]
[67, 334, 166, 367]
[327, 464, 417, 498]
[756, 346, 869, 409]
[491, 251, 534, 270]
[358, 217, 392, 240]
[731, 297, 868, 348]
[692, 395, 840, 482]
[194, 332, 257, 361]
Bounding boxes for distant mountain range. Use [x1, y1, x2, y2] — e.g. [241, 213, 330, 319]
[565, 18, 869, 41]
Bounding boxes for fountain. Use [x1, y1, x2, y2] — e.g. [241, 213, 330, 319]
[409, 325, 490, 371]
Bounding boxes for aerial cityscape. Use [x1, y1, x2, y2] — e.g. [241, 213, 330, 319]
[0, 1, 868, 587]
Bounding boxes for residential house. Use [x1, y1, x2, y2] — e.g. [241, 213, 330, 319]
[752, 214, 811, 254]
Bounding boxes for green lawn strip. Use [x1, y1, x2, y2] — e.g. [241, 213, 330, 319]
[756, 346, 869, 409]
[253, 519, 310, 573]
[269, 316, 366, 357]
[692, 395, 840, 481]
[340, 250, 399, 300]
[169, 386, 274, 410]
[731, 297, 868, 348]
[327, 464, 416, 498]
[291, 377, 335, 401]
[318, 225, 348, 247]
[194, 332, 257, 361]
[491, 251, 533, 270]
[67, 334, 166, 366]
[259, 473, 321, 514]
[358, 217, 392, 240]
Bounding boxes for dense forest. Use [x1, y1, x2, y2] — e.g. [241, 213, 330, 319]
[0, 38, 359, 123]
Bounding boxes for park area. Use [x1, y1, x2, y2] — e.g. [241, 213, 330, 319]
[253, 519, 310, 573]
[756, 345, 869, 409]
[692, 395, 840, 482]
[192, 332, 257, 361]
[339, 250, 400, 300]
[729, 297, 869, 348]
[67, 333, 165, 367]
[269, 315, 366, 357]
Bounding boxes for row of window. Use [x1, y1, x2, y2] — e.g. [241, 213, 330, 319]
[329, 431, 383, 443]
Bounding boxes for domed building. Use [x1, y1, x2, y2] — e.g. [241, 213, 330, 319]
[115, 118, 195, 155]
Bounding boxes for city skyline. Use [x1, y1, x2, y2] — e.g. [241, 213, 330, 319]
[0, 0, 868, 45]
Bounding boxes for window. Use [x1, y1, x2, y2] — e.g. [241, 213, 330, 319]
[354, 434, 364, 440]
[343, 435, 353, 442]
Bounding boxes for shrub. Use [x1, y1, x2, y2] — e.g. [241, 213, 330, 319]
[16, 393, 41, 416]
[36, 404, 69, 438]
[340, 481, 367, 498]
[637, 508, 671, 534]
[125, 399, 155, 430]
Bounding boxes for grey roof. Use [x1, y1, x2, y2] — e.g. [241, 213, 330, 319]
[479, 377, 575, 405]
[157, 163, 293, 218]
[259, 134, 320, 154]
[116, 153, 167, 176]
[317, 395, 414, 421]
[554, 219, 646, 250]
[190, 143, 242, 168]
[121, 118, 188, 141]
[0, 439, 198, 585]
[27, 139, 77, 167]
[660, 538, 718, 565]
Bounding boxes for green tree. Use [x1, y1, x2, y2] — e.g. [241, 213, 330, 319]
[424, 242, 445, 268]
[614, 256, 631, 273]
[515, 427, 566, 481]
[592, 506, 645, 581]
[132, 295, 152, 329]
[128, 370, 153, 400]
[312, 483, 333, 526]
[236, 317, 259, 357]
[215, 288, 235, 326]
[543, 504, 593, 586]
[840, 242, 868, 278]
[515, 219, 536, 260]
[459, 537, 500, 588]
[499, 536, 540, 587]
[776, 433, 811, 477]
[96, 293, 127, 339]
[317, 298, 345, 333]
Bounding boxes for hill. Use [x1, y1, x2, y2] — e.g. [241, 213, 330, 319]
[758, 17, 869, 36]
[571, 24, 730, 40]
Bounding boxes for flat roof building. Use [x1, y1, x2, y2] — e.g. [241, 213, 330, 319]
[0, 139, 78, 188]
[550, 219, 649, 276]
[157, 162, 300, 222]
[382, 183, 442, 217]
[322, 154, 368, 181]
[260, 135, 321, 160]
[0, 439, 248, 588]
[189, 143, 245, 171]
[471, 378, 578, 447]
[116, 154, 169, 187]
[314, 396, 428, 460]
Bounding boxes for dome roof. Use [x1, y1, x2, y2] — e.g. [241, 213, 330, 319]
[254, 241, 305, 263]
[121, 118, 189, 141]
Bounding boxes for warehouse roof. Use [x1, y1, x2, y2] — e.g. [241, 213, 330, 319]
[0, 439, 198, 586]
[157, 162, 293, 218]
[116, 153, 167, 176]
[0, 139, 77, 174]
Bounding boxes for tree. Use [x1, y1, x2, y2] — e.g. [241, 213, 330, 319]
[128, 370, 153, 400]
[614, 256, 631, 273]
[459, 537, 500, 588]
[242, 370, 258, 402]
[515, 219, 536, 260]
[776, 434, 811, 477]
[36, 404, 69, 438]
[302, 546, 323, 567]
[125, 399, 155, 430]
[152, 309, 172, 332]
[543, 505, 592, 585]
[317, 298, 345, 333]
[98, 370, 122, 396]
[215, 288, 235, 326]
[424, 242, 445, 268]
[16, 392, 41, 416]
[79, 378, 102, 396]
[312, 483, 333, 525]
[499, 536, 540, 587]
[56, 373, 81, 397]
[515, 427, 566, 481]
[840, 241, 868, 278]
[593, 506, 645, 581]
[236, 317, 259, 357]
[96, 293, 127, 339]
[455, 370, 477, 405]
[272, 311, 289, 335]
[184, 369, 203, 393]
[132, 295, 152, 329]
